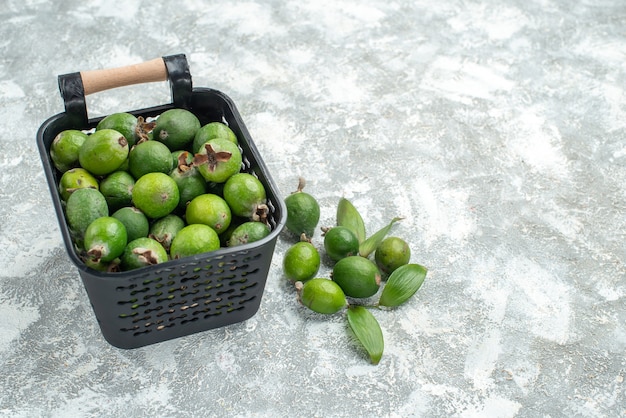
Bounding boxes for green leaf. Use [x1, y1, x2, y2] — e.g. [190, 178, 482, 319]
[379, 263, 427, 307]
[337, 198, 366, 243]
[358, 217, 403, 258]
[346, 306, 384, 365]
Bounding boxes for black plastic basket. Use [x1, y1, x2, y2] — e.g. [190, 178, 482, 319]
[36, 54, 286, 349]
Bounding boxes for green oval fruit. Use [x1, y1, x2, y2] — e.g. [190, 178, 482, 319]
[298, 278, 347, 314]
[169, 163, 207, 211]
[227, 221, 270, 247]
[132, 172, 180, 219]
[193, 138, 242, 183]
[111, 206, 149, 242]
[148, 214, 185, 251]
[223, 173, 268, 221]
[283, 241, 320, 282]
[192, 121, 238, 153]
[58, 167, 99, 201]
[185, 193, 232, 234]
[84, 216, 128, 263]
[120, 237, 168, 271]
[284, 178, 320, 238]
[50, 129, 88, 172]
[323, 226, 359, 262]
[169, 224, 220, 259]
[332, 256, 381, 299]
[153, 108, 201, 151]
[128, 139, 174, 179]
[99, 170, 135, 212]
[65, 188, 109, 247]
[375, 236, 411, 275]
[96, 112, 140, 147]
[78, 129, 129, 176]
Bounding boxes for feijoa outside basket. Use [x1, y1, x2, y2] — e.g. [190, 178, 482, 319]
[36, 54, 286, 349]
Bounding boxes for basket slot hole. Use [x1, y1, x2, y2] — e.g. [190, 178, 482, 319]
[144, 305, 163, 314]
[181, 274, 200, 282]
[156, 295, 175, 303]
[117, 298, 138, 305]
[181, 317, 199, 325]
[241, 282, 258, 291]
[239, 295, 256, 305]
[168, 300, 188, 308]
[116, 284, 137, 292]
[180, 303, 199, 311]
[204, 297, 222, 305]
[227, 292, 247, 300]
[168, 314, 187, 322]
[143, 292, 163, 300]
[121, 325, 140, 331]
[240, 268, 259, 277]
[143, 277, 163, 285]
[227, 306, 245, 313]
[130, 287, 150, 295]
[119, 311, 139, 319]
[216, 288, 235, 297]
[156, 309, 176, 317]
[132, 315, 152, 324]
[156, 323, 175, 331]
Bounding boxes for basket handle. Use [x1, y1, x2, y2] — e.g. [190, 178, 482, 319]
[80, 57, 169, 95]
[58, 54, 192, 125]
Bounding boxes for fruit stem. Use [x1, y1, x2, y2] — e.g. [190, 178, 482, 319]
[294, 177, 306, 193]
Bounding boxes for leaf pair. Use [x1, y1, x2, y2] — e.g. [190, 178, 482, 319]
[347, 264, 427, 364]
[336, 198, 403, 258]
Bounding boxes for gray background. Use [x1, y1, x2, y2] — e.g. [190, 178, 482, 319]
[1, 0, 625, 417]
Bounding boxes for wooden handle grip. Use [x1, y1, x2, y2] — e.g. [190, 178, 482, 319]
[80, 58, 168, 95]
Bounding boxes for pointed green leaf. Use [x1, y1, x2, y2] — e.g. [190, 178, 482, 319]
[346, 306, 384, 365]
[337, 198, 366, 243]
[379, 263, 427, 307]
[358, 217, 403, 258]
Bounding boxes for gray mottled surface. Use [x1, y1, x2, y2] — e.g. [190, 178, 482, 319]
[1, 0, 625, 417]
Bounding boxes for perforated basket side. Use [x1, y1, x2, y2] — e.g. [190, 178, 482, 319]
[79, 238, 278, 349]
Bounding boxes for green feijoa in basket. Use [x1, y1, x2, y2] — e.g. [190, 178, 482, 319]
[50, 129, 88, 172]
[128, 139, 174, 179]
[96, 112, 141, 147]
[78, 129, 129, 176]
[84, 216, 128, 263]
[148, 214, 185, 252]
[185, 193, 232, 234]
[111, 206, 149, 242]
[153, 108, 201, 151]
[193, 138, 242, 184]
[169, 156, 207, 211]
[192, 121, 238, 153]
[227, 221, 270, 247]
[99, 170, 135, 212]
[223, 173, 268, 222]
[132, 172, 179, 219]
[65, 188, 109, 248]
[120, 237, 168, 271]
[169, 224, 220, 259]
[58, 168, 99, 201]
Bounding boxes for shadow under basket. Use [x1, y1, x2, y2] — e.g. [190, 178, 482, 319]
[36, 54, 286, 349]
